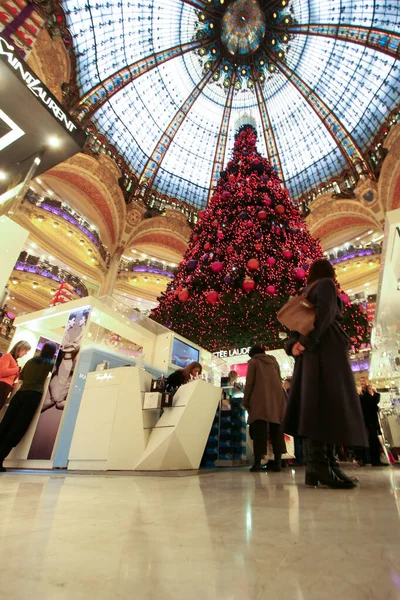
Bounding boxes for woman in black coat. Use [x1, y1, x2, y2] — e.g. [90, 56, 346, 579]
[0, 342, 56, 472]
[284, 259, 367, 489]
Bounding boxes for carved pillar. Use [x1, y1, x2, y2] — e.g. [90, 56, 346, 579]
[99, 248, 123, 297]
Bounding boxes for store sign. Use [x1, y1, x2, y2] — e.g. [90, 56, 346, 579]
[0, 36, 77, 134]
[213, 347, 251, 358]
[0, 108, 25, 151]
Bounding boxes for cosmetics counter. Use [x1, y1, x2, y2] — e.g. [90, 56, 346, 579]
[2, 295, 224, 471]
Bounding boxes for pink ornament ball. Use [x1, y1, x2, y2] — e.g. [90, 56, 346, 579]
[247, 258, 260, 271]
[217, 230, 224, 240]
[242, 278, 256, 292]
[178, 288, 190, 303]
[275, 204, 285, 214]
[264, 197, 272, 207]
[282, 249, 293, 259]
[226, 245, 235, 255]
[222, 191, 231, 201]
[294, 267, 306, 280]
[206, 290, 219, 304]
[246, 220, 253, 228]
[266, 285, 276, 295]
[210, 261, 223, 273]
[266, 257, 276, 266]
[204, 242, 211, 251]
[212, 219, 219, 228]
[339, 292, 350, 305]
[257, 210, 267, 220]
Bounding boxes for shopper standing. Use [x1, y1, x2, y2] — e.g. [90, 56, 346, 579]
[243, 346, 286, 472]
[360, 384, 387, 467]
[284, 259, 367, 488]
[0, 342, 56, 472]
[0, 341, 31, 411]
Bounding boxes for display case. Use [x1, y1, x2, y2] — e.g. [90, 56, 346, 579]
[3, 295, 227, 471]
[369, 208, 400, 462]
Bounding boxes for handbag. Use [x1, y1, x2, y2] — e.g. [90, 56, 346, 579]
[277, 280, 319, 335]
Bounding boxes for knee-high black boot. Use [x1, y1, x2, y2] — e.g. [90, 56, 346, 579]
[305, 439, 357, 489]
[326, 445, 359, 484]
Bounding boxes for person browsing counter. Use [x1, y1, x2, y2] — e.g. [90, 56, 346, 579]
[0, 342, 56, 472]
[165, 361, 202, 393]
[0, 341, 31, 411]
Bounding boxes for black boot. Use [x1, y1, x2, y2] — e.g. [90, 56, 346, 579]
[250, 463, 267, 472]
[326, 446, 359, 484]
[268, 454, 282, 472]
[305, 440, 357, 489]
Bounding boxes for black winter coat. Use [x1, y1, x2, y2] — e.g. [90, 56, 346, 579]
[283, 278, 367, 447]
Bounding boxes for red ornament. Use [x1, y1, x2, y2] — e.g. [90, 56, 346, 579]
[178, 288, 190, 303]
[245, 220, 253, 228]
[204, 242, 211, 251]
[267, 257, 276, 266]
[222, 191, 231, 201]
[206, 290, 219, 304]
[242, 278, 256, 292]
[192, 234, 198, 242]
[212, 219, 219, 228]
[254, 243, 262, 251]
[282, 249, 293, 259]
[275, 204, 285, 214]
[264, 197, 272, 207]
[226, 245, 235, 255]
[247, 258, 260, 271]
[301, 244, 309, 253]
[198, 210, 206, 219]
[210, 261, 223, 273]
[217, 230, 224, 240]
[228, 175, 236, 184]
[257, 210, 267, 220]
[294, 267, 306, 280]
[266, 285, 276, 295]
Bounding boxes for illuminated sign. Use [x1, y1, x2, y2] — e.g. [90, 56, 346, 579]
[0, 36, 77, 134]
[95, 373, 116, 382]
[213, 347, 251, 359]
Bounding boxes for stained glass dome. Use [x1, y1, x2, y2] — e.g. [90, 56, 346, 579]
[63, 0, 400, 209]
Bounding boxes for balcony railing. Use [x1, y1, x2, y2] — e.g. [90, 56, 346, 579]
[25, 190, 110, 264]
[119, 258, 177, 278]
[14, 253, 89, 298]
[329, 243, 382, 264]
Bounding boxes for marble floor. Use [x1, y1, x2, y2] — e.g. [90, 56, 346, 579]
[0, 466, 399, 600]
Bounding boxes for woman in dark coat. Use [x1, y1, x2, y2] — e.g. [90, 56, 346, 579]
[0, 342, 56, 472]
[243, 346, 287, 472]
[284, 259, 367, 489]
[165, 361, 202, 392]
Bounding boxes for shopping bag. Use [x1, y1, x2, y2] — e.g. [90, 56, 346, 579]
[266, 434, 295, 460]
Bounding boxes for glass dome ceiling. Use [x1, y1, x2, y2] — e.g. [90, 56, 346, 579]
[64, 0, 400, 209]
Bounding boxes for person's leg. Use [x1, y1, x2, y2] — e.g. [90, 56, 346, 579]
[250, 420, 267, 472]
[0, 394, 24, 470]
[369, 425, 387, 466]
[269, 422, 283, 472]
[305, 439, 356, 489]
[0, 392, 41, 470]
[327, 444, 359, 483]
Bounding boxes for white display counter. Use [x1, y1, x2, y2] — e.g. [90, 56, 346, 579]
[68, 367, 220, 471]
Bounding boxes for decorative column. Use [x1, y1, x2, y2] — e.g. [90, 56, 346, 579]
[99, 248, 123, 297]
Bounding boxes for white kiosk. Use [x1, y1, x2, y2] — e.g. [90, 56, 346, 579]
[3, 295, 224, 471]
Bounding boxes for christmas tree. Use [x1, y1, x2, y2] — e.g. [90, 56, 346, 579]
[151, 125, 368, 352]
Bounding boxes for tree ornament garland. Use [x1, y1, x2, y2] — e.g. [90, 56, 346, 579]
[151, 125, 369, 352]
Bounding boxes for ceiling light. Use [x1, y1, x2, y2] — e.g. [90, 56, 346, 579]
[141, 253, 147, 258]
[11, 278, 18, 285]
[36, 178, 42, 184]
[67, 231, 73, 237]
[356, 237, 360, 241]
[367, 230, 373, 234]
[37, 215, 44, 223]
[356, 262, 360, 268]
[48, 136, 61, 148]
[32, 282, 38, 289]
[369, 261, 373, 266]
[79, 240, 85, 245]
[144, 277, 148, 282]
[364, 282, 370, 286]
[0, 171, 7, 181]
[53, 222, 58, 228]
[47, 190, 53, 196]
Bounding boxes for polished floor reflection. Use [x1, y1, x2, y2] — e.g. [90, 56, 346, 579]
[0, 467, 400, 599]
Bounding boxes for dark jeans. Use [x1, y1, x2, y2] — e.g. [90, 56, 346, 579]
[356, 424, 381, 465]
[0, 381, 13, 411]
[0, 390, 41, 463]
[251, 420, 284, 464]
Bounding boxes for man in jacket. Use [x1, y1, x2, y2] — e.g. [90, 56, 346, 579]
[243, 346, 286, 472]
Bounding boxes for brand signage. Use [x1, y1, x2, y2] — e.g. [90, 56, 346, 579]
[213, 347, 251, 359]
[0, 36, 78, 135]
